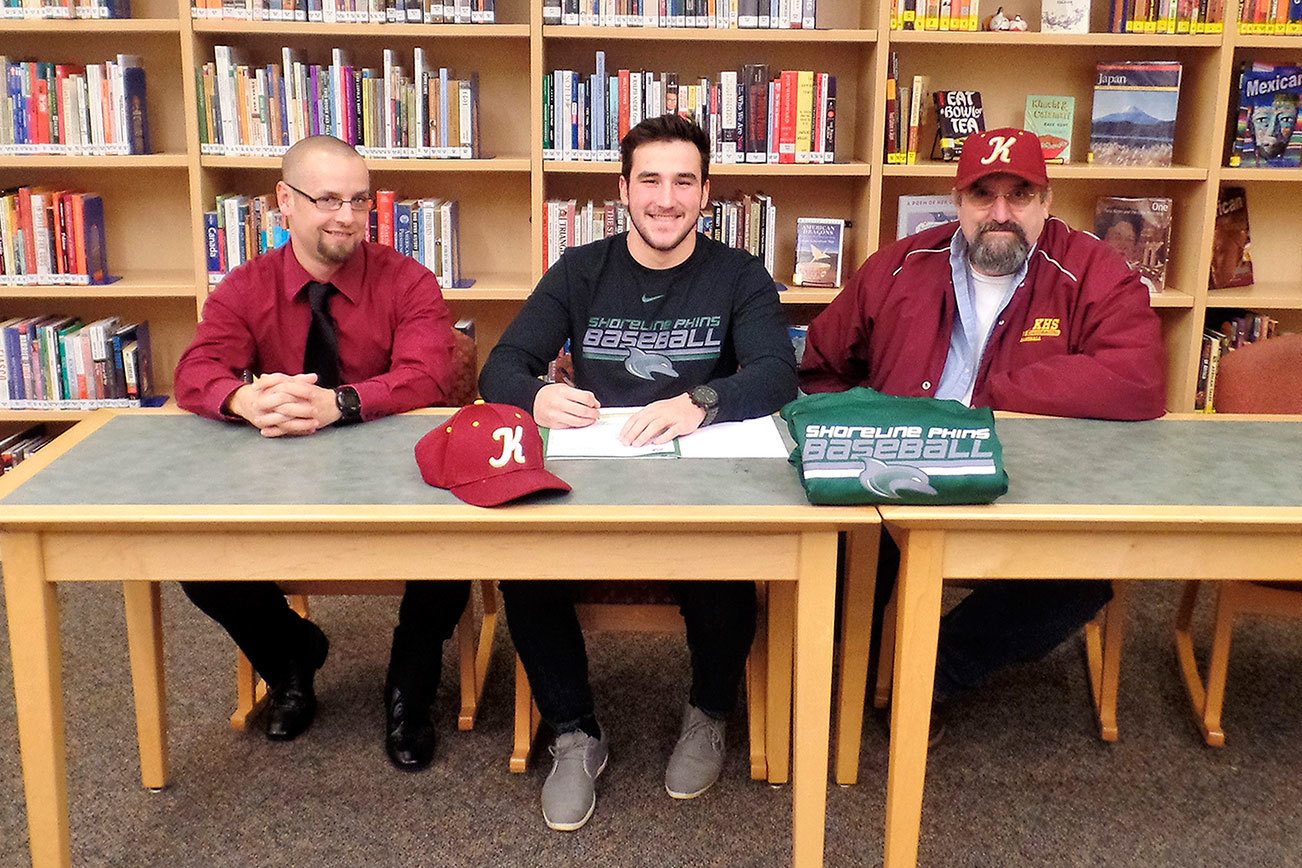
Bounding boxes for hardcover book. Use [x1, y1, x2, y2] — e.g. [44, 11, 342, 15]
[1094, 195, 1173, 293]
[1088, 61, 1182, 166]
[1209, 186, 1253, 289]
[1229, 62, 1302, 168]
[896, 194, 958, 239]
[792, 217, 845, 287]
[1024, 94, 1075, 162]
[931, 90, 984, 161]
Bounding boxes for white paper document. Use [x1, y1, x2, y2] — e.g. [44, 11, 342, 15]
[677, 416, 790, 459]
[544, 408, 678, 459]
[545, 410, 789, 460]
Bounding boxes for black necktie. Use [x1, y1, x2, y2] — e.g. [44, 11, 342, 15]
[303, 281, 341, 390]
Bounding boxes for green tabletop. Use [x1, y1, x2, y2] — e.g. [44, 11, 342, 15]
[0, 414, 809, 508]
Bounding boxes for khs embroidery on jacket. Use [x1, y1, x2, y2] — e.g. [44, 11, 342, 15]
[1019, 317, 1063, 342]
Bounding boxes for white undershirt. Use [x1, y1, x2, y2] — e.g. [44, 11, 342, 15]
[962, 269, 1017, 405]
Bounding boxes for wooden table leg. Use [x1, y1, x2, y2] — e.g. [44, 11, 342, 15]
[884, 529, 945, 868]
[3, 531, 72, 868]
[123, 581, 169, 790]
[834, 525, 880, 786]
[791, 531, 837, 868]
[766, 580, 795, 785]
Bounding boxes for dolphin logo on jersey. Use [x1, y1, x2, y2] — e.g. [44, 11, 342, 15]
[859, 458, 937, 499]
[623, 346, 680, 380]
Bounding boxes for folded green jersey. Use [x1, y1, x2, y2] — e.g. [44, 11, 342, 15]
[781, 388, 1009, 506]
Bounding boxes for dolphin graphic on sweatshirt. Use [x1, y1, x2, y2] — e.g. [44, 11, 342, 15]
[623, 346, 680, 380]
[859, 458, 937, 499]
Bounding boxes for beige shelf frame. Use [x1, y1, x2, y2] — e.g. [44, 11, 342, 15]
[1, 0, 1298, 423]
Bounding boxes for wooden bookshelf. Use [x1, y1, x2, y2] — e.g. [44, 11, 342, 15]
[2, 0, 1297, 424]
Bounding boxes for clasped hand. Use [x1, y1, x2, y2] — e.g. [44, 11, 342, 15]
[228, 372, 341, 437]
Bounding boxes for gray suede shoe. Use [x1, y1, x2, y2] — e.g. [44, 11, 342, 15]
[541, 730, 609, 832]
[664, 704, 726, 800]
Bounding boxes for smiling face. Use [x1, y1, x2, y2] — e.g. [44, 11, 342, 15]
[955, 173, 1051, 277]
[276, 147, 371, 279]
[618, 139, 710, 269]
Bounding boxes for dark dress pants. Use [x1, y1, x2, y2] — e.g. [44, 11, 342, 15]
[181, 580, 472, 690]
[501, 579, 757, 732]
[871, 534, 1113, 701]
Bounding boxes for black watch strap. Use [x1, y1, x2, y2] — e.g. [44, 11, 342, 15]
[334, 385, 362, 423]
[689, 385, 719, 427]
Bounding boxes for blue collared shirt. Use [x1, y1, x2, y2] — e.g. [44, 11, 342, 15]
[934, 230, 1031, 404]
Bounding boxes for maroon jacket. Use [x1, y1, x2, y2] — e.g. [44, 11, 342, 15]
[799, 217, 1166, 420]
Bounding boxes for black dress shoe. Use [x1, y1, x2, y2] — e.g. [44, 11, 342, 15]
[265, 626, 329, 742]
[385, 684, 437, 771]
[266, 666, 318, 741]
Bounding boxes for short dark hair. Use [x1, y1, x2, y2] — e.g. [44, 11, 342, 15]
[619, 114, 711, 183]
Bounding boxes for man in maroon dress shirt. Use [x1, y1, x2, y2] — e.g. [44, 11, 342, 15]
[174, 135, 464, 772]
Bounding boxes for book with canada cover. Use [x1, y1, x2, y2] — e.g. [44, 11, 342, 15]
[1229, 62, 1302, 168]
[1088, 61, 1182, 166]
[897, 194, 958, 239]
[792, 217, 845, 287]
[1024, 95, 1075, 163]
[931, 90, 984, 161]
[1094, 196, 1173, 293]
[1209, 186, 1253, 289]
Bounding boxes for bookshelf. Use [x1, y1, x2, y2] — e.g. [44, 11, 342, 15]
[3, 0, 1299, 428]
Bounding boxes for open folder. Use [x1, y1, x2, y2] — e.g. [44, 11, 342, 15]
[544, 409, 789, 460]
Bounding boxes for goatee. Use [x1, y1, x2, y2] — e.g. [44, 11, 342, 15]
[969, 221, 1030, 276]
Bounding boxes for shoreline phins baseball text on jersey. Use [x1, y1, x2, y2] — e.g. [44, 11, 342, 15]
[801, 424, 996, 464]
[582, 315, 724, 353]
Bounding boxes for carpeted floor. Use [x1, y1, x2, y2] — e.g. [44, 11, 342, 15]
[2, 580, 1300, 867]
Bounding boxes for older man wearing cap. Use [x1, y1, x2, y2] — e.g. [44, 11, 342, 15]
[799, 127, 1165, 738]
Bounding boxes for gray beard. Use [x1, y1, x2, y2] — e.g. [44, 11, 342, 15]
[969, 222, 1030, 276]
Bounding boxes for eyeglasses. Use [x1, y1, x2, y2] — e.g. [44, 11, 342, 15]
[963, 186, 1042, 210]
[283, 182, 373, 213]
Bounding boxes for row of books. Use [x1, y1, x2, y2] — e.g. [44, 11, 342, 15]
[543, 198, 625, 269]
[543, 0, 816, 28]
[200, 47, 482, 159]
[888, 0, 982, 30]
[891, 0, 1227, 31]
[1228, 62, 1302, 168]
[0, 188, 112, 286]
[0, 56, 151, 156]
[206, 190, 465, 288]
[0, 316, 154, 409]
[884, 55, 925, 164]
[542, 194, 778, 276]
[544, 55, 837, 164]
[0, 425, 52, 475]
[1235, 0, 1302, 32]
[1, 0, 130, 17]
[1197, 312, 1279, 411]
[190, 0, 494, 21]
[1105, 0, 1226, 32]
[886, 59, 1183, 169]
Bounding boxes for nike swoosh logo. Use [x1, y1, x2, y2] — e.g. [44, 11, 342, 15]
[642, 293, 665, 303]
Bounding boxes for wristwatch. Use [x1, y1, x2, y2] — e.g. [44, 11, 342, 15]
[688, 384, 719, 427]
[334, 385, 362, 424]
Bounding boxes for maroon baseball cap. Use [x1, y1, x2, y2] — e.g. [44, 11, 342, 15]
[954, 127, 1050, 191]
[415, 402, 571, 507]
